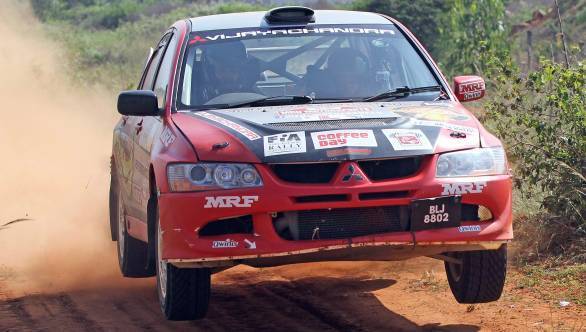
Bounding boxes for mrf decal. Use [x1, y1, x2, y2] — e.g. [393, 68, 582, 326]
[441, 182, 487, 195]
[204, 196, 259, 208]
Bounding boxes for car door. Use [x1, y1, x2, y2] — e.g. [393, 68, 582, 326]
[130, 31, 179, 222]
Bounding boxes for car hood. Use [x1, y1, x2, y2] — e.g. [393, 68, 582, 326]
[172, 101, 482, 163]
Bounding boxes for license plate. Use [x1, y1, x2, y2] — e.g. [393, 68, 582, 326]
[410, 196, 461, 231]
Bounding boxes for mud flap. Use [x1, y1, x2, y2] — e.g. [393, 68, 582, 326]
[146, 195, 158, 271]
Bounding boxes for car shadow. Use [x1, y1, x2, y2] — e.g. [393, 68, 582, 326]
[0, 276, 480, 331]
[201, 275, 480, 332]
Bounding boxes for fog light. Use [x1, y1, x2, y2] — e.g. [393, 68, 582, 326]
[478, 206, 493, 221]
[240, 168, 258, 185]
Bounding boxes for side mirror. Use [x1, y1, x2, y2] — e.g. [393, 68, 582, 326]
[117, 90, 160, 116]
[454, 76, 485, 102]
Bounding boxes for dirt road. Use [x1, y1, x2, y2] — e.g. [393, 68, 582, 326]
[1, 259, 585, 331]
[0, 1, 583, 331]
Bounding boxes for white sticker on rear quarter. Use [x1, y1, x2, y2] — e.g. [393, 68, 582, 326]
[311, 129, 377, 149]
[263, 131, 306, 156]
[383, 128, 432, 150]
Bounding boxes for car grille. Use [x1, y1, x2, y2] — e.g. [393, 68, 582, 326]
[274, 206, 409, 240]
[358, 157, 423, 181]
[271, 157, 423, 184]
[264, 118, 397, 131]
[271, 163, 340, 183]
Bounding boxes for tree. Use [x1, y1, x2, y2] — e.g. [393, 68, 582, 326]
[352, 0, 450, 56]
[435, 0, 508, 77]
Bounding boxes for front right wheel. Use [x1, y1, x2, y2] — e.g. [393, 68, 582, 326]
[155, 203, 211, 321]
[444, 244, 507, 303]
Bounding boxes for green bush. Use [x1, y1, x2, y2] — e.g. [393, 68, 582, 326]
[484, 58, 586, 259]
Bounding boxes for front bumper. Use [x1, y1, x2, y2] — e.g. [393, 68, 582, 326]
[159, 155, 513, 267]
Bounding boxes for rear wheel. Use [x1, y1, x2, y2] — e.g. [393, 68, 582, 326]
[444, 244, 507, 303]
[115, 187, 154, 278]
[155, 204, 211, 321]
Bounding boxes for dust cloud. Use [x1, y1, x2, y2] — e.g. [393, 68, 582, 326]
[0, 1, 125, 294]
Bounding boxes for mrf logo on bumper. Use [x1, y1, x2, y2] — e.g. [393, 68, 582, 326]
[204, 196, 259, 208]
[311, 130, 377, 149]
[441, 182, 487, 195]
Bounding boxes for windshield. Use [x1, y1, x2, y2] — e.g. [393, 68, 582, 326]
[178, 24, 441, 109]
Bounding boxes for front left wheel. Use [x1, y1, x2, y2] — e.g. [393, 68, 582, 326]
[444, 244, 507, 303]
[155, 201, 211, 321]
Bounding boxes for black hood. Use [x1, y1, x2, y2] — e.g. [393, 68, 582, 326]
[180, 101, 481, 163]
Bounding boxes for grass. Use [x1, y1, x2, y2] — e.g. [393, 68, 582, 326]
[406, 269, 447, 293]
[34, 1, 267, 91]
[514, 262, 586, 306]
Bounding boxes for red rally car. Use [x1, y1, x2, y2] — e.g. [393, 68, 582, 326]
[110, 6, 512, 321]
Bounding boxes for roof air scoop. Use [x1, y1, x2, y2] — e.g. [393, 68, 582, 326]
[265, 6, 315, 24]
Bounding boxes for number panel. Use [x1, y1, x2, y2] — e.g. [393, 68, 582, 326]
[410, 196, 461, 231]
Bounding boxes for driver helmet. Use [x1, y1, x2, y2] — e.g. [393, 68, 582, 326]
[327, 48, 369, 97]
[203, 41, 248, 94]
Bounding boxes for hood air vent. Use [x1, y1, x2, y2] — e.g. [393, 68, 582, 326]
[265, 6, 315, 24]
[263, 118, 398, 131]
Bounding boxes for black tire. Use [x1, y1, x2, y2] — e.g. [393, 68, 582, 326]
[444, 244, 507, 303]
[115, 185, 155, 278]
[155, 204, 211, 321]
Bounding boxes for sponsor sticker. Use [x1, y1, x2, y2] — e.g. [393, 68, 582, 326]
[395, 106, 470, 121]
[189, 26, 397, 44]
[195, 112, 260, 140]
[263, 131, 306, 156]
[212, 239, 238, 248]
[204, 196, 259, 208]
[413, 120, 478, 134]
[160, 127, 176, 148]
[274, 105, 390, 121]
[458, 225, 482, 232]
[441, 182, 487, 195]
[311, 129, 377, 149]
[383, 128, 433, 151]
[326, 148, 372, 158]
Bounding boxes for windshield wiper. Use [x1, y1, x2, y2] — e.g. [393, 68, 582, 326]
[312, 98, 356, 104]
[221, 95, 314, 109]
[362, 85, 443, 102]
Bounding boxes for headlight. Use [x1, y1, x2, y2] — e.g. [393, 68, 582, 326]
[436, 147, 506, 177]
[167, 163, 263, 192]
